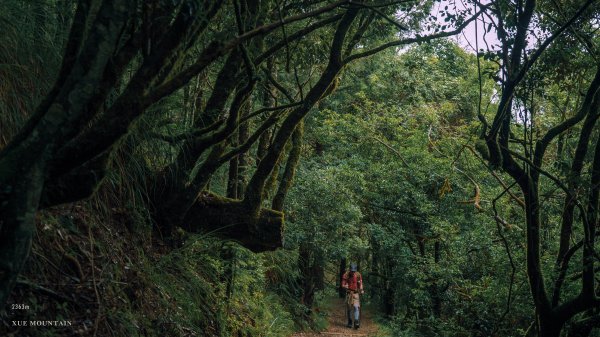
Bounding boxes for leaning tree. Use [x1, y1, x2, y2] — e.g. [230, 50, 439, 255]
[0, 0, 481, 308]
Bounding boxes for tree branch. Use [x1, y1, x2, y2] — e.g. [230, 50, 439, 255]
[343, 10, 482, 64]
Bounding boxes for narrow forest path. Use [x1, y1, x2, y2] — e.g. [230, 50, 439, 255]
[291, 297, 383, 337]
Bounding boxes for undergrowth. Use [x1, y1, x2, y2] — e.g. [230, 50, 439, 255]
[0, 195, 301, 337]
[0, 2, 353, 336]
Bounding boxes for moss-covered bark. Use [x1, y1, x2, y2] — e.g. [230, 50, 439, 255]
[243, 8, 359, 215]
[182, 192, 283, 252]
[272, 121, 304, 211]
[481, 2, 600, 334]
[148, 0, 263, 245]
[237, 118, 250, 197]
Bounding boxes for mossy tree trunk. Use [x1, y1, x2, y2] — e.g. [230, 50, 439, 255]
[272, 121, 304, 211]
[150, 6, 361, 252]
[242, 8, 359, 216]
[0, 0, 136, 306]
[480, 1, 600, 334]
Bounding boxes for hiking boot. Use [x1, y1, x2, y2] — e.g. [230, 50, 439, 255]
[346, 321, 353, 328]
[354, 320, 360, 329]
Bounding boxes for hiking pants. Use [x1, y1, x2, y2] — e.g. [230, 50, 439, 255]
[347, 304, 359, 322]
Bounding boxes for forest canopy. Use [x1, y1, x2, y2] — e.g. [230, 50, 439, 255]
[1, 0, 600, 336]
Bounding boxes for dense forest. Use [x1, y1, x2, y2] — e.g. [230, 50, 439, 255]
[1, 0, 600, 336]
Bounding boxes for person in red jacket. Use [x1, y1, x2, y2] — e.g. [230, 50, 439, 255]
[341, 263, 364, 329]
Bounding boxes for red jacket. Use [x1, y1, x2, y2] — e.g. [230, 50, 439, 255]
[342, 271, 363, 292]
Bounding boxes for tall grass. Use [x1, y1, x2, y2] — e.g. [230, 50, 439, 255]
[0, 0, 65, 147]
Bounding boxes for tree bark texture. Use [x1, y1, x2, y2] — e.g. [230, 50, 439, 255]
[272, 121, 304, 211]
[182, 192, 283, 252]
[0, 0, 135, 306]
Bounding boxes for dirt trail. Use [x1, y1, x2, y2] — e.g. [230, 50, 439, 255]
[291, 297, 380, 337]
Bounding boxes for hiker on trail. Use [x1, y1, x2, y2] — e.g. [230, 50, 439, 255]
[342, 263, 364, 329]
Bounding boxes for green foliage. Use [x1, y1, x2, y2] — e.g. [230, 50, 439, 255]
[2, 0, 600, 335]
[143, 237, 296, 337]
[286, 165, 364, 257]
[282, 39, 541, 336]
